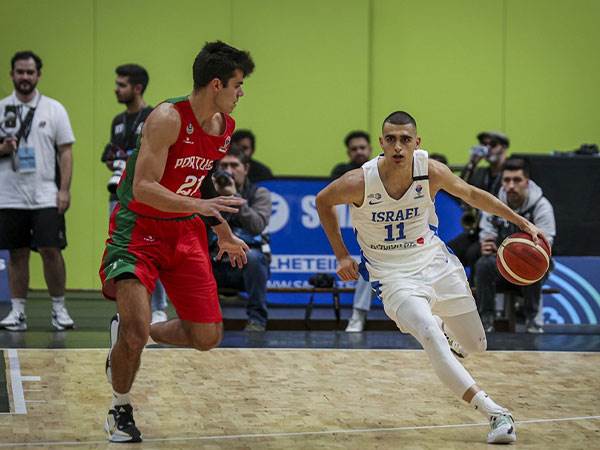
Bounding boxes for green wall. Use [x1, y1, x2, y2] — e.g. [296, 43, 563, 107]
[0, 0, 598, 289]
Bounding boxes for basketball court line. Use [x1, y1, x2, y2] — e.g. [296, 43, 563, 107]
[0, 414, 598, 447]
[1, 346, 599, 355]
[6, 349, 26, 414]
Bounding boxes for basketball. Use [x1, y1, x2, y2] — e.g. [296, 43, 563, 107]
[496, 232, 551, 286]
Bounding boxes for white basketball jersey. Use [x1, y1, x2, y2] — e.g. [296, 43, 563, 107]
[349, 150, 444, 280]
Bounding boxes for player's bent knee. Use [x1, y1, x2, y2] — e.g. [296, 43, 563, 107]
[190, 326, 223, 351]
[118, 320, 150, 353]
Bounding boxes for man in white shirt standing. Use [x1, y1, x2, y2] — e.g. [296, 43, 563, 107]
[0, 51, 75, 331]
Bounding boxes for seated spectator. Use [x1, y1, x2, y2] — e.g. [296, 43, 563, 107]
[330, 130, 372, 180]
[448, 131, 510, 280]
[209, 147, 272, 331]
[474, 158, 556, 333]
[231, 129, 273, 182]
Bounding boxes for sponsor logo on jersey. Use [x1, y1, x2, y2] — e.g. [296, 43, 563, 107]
[183, 136, 194, 144]
[367, 192, 383, 205]
[417, 236, 425, 245]
[414, 184, 424, 199]
[174, 155, 214, 171]
[186, 123, 194, 134]
[218, 135, 231, 153]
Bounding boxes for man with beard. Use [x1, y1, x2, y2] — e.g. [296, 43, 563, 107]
[0, 51, 75, 331]
[100, 64, 168, 324]
[475, 158, 555, 333]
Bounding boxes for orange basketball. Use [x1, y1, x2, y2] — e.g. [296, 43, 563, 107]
[496, 232, 551, 286]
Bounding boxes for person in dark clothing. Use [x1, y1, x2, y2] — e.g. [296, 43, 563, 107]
[330, 130, 372, 180]
[231, 129, 273, 182]
[448, 131, 510, 280]
[101, 64, 153, 209]
[210, 147, 272, 331]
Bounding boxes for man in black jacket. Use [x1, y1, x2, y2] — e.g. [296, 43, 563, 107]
[210, 147, 272, 331]
[231, 129, 273, 182]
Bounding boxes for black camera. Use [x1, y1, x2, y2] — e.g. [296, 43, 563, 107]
[107, 159, 126, 193]
[308, 273, 335, 289]
[213, 169, 233, 187]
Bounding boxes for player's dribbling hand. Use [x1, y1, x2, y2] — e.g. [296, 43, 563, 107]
[519, 220, 546, 245]
[197, 196, 246, 222]
[336, 256, 359, 281]
[217, 234, 249, 268]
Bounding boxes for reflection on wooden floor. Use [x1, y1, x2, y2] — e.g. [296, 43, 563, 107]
[1, 349, 599, 449]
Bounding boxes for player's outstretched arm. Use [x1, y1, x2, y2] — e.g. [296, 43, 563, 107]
[132, 103, 244, 219]
[315, 169, 364, 281]
[428, 159, 545, 243]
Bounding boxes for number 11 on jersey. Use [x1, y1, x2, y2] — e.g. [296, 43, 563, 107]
[384, 222, 406, 241]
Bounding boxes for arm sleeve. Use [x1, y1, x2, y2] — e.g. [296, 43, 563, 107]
[235, 187, 272, 235]
[478, 211, 498, 242]
[54, 102, 75, 146]
[533, 198, 556, 246]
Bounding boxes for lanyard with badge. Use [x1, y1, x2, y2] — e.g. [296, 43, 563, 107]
[12, 95, 41, 173]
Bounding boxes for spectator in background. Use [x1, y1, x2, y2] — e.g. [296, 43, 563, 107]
[231, 129, 273, 182]
[475, 158, 555, 333]
[210, 147, 272, 331]
[429, 152, 448, 165]
[448, 131, 510, 280]
[100, 64, 168, 324]
[0, 51, 75, 331]
[330, 130, 372, 180]
[331, 130, 374, 332]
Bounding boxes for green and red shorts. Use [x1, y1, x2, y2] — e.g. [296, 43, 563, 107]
[99, 204, 221, 323]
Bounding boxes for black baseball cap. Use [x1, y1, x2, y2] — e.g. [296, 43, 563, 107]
[477, 131, 510, 148]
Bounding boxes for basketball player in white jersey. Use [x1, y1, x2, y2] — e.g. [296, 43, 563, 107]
[316, 111, 546, 444]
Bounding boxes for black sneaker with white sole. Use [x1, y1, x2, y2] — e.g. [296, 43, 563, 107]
[106, 314, 119, 384]
[105, 403, 142, 443]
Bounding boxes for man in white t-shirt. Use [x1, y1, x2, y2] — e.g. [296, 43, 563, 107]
[0, 51, 75, 331]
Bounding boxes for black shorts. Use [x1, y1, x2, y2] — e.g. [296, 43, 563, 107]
[0, 208, 67, 250]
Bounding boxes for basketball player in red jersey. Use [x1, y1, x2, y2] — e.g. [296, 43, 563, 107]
[99, 41, 255, 442]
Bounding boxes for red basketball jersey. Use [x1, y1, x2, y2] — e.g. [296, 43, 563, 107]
[117, 96, 235, 218]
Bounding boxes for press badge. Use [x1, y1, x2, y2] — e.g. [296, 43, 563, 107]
[16, 146, 36, 173]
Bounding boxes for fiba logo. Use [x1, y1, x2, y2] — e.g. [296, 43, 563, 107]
[266, 192, 290, 234]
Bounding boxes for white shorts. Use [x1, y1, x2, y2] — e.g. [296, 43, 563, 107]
[374, 246, 476, 327]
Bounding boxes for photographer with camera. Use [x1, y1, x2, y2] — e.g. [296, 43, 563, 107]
[101, 64, 168, 323]
[0, 51, 75, 331]
[209, 147, 272, 331]
[448, 131, 510, 281]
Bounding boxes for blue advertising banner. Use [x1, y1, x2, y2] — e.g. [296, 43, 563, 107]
[260, 178, 463, 305]
[544, 257, 600, 325]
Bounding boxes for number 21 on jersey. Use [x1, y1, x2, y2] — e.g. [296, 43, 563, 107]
[176, 175, 205, 196]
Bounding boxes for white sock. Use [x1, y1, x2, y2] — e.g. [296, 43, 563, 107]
[112, 390, 131, 407]
[51, 296, 65, 310]
[471, 390, 507, 419]
[11, 298, 26, 314]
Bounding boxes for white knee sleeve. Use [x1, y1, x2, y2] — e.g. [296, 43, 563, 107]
[395, 301, 475, 398]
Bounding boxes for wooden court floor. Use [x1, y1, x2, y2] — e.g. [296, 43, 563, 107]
[1, 348, 599, 449]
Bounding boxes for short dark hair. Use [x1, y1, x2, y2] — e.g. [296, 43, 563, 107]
[116, 64, 149, 94]
[11, 51, 43, 72]
[502, 158, 530, 178]
[224, 146, 250, 165]
[382, 111, 417, 130]
[193, 41, 255, 90]
[344, 130, 370, 148]
[231, 129, 255, 149]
